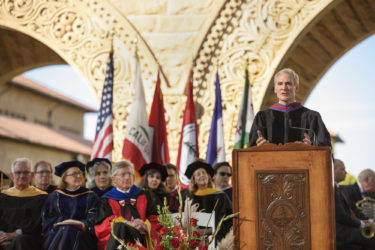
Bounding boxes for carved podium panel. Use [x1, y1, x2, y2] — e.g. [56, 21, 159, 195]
[232, 143, 335, 250]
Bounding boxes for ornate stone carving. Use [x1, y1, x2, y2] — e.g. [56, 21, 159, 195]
[193, 0, 333, 163]
[256, 171, 311, 249]
[0, 0, 335, 164]
[0, 0, 161, 162]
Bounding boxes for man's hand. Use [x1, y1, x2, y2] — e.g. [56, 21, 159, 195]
[256, 130, 269, 146]
[366, 221, 375, 231]
[0, 240, 11, 248]
[127, 219, 148, 235]
[302, 133, 311, 145]
[294, 133, 312, 145]
[0, 232, 18, 244]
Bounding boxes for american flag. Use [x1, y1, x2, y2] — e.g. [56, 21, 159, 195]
[91, 53, 114, 160]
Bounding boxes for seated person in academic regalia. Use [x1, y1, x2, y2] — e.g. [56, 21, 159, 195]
[183, 159, 232, 244]
[95, 161, 149, 250]
[0, 158, 47, 250]
[137, 162, 172, 245]
[342, 168, 375, 220]
[165, 163, 189, 212]
[41, 160, 99, 250]
[333, 159, 375, 249]
[249, 68, 331, 147]
[86, 158, 113, 197]
[213, 162, 233, 202]
[33, 161, 57, 194]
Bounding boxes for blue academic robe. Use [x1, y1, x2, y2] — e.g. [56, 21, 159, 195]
[41, 187, 99, 250]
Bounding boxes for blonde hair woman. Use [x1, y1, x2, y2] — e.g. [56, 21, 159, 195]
[41, 160, 99, 250]
[183, 159, 232, 244]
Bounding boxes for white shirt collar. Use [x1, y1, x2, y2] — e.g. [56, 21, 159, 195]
[357, 182, 365, 196]
[116, 187, 131, 193]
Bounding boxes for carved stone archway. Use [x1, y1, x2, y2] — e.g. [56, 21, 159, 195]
[1, 0, 374, 162]
[194, 0, 375, 160]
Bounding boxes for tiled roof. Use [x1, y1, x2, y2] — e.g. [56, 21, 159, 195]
[10, 75, 97, 113]
[0, 115, 92, 155]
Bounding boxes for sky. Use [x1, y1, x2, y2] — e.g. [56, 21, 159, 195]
[23, 34, 375, 177]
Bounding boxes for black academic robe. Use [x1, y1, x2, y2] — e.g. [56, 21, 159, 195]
[91, 186, 113, 197]
[249, 103, 331, 147]
[183, 189, 233, 244]
[95, 186, 146, 250]
[0, 186, 47, 250]
[44, 185, 57, 194]
[342, 182, 375, 220]
[221, 186, 232, 203]
[136, 189, 168, 245]
[35, 185, 57, 194]
[334, 185, 375, 249]
[41, 187, 99, 250]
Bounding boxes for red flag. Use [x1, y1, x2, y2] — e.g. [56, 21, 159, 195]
[149, 72, 170, 164]
[176, 71, 199, 184]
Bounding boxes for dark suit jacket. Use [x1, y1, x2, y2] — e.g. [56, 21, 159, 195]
[335, 186, 375, 248]
[342, 182, 374, 220]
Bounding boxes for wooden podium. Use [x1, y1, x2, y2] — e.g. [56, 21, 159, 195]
[232, 143, 335, 250]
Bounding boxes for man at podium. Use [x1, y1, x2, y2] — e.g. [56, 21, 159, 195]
[249, 68, 331, 147]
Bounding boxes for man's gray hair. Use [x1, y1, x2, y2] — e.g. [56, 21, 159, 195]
[112, 160, 135, 176]
[11, 158, 31, 172]
[358, 169, 375, 184]
[274, 68, 299, 88]
[86, 160, 112, 189]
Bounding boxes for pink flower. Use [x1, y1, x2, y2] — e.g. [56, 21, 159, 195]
[189, 239, 200, 248]
[169, 238, 180, 248]
[190, 218, 198, 227]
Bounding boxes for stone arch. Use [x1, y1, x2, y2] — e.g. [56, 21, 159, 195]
[264, 0, 375, 108]
[193, 0, 375, 158]
[0, 0, 163, 161]
[1, 0, 374, 162]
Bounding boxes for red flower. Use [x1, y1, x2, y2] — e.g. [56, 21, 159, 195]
[172, 226, 182, 235]
[189, 239, 200, 248]
[155, 244, 164, 250]
[190, 218, 198, 227]
[169, 238, 180, 248]
[192, 230, 200, 238]
[127, 242, 147, 250]
[200, 244, 208, 250]
[160, 226, 169, 235]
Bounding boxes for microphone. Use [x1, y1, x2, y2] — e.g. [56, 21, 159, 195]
[288, 120, 317, 146]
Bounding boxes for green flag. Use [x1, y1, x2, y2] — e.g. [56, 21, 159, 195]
[234, 68, 254, 149]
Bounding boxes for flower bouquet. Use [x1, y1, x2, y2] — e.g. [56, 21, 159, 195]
[111, 178, 238, 250]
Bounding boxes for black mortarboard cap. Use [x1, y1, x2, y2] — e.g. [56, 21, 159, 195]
[139, 162, 168, 181]
[55, 160, 85, 177]
[185, 161, 215, 179]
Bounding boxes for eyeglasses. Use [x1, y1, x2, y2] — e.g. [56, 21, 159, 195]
[13, 171, 31, 176]
[66, 171, 83, 177]
[114, 172, 132, 178]
[95, 171, 108, 176]
[36, 171, 51, 175]
[218, 172, 232, 177]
